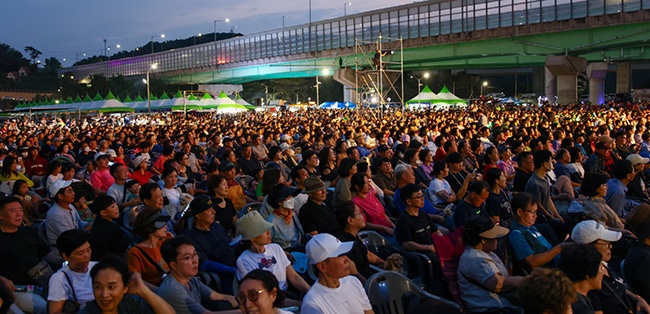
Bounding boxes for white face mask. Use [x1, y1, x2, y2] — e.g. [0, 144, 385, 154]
[282, 197, 295, 209]
[16, 165, 23, 173]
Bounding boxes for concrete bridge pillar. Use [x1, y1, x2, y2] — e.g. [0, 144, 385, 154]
[343, 85, 357, 103]
[545, 55, 587, 104]
[587, 62, 608, 105]
[545, 67, 556, 102]
[616, 62, 632, 93]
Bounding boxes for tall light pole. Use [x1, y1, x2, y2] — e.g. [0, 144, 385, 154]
[150, 34, 164, 54]
[261, 83, 269, 107]
[481, 81, 488, 96]
[410, 72, 430, 108]
[103, 39, 107, 60]
[146, 63, 158, 114]
[282, 15, 288, 28]
[315, 76, 321, 106]
[309, 0, 312, 52]
[213, 19, 230, 43]
[194, 33, 202, 45]
[344, 2, 352, 16]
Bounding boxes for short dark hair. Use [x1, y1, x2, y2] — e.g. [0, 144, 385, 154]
[533, 150, 552, 169]
[400, 184, 421, 202]
[418, 149, 431, 163]
[517, 151, 533, 164]
[56, 229, 90, 257]
[335, 200, 357, 228]
[160, 235, 194, 265]
[581, 172, 610, 197]
[132, 208, 163, 239]
[139, 182, 160, 201]
[240, 270, 286, 308]
[109, 163, 124, 177]
[467, 180, 490, 195]
[612, 159, 633, 180]
[511, 192, 537, 211]
[558, 243, 602, 282]
[0, 196, 21, 212]
[519, 268, 575, 314]
[89, 194, 116, 216]
[90, 254, 130, 286]
[356, 161, 369, 174]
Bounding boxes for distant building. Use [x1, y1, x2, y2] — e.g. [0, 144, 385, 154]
[18, 67, 30, 76]
[6, 72, 19, 81]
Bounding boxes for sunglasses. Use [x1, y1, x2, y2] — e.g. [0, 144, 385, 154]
[236, 289, 264, 305]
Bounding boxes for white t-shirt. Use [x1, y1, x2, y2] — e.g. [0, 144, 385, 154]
[301, 276, 372, 314]
[236, 243, 291, 290]
[428, 178, 452, 206]
[47, 262, 97, 308]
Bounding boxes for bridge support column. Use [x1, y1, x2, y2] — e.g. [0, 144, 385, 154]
[616, 62, 632, 93]
[587, 62, 608, 105]
[545, 67, 556, 101]
[343, 85, 356, 103]
[545, 55, 587, 104]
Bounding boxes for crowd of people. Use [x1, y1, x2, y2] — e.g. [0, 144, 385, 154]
[1, 100, 650, 313]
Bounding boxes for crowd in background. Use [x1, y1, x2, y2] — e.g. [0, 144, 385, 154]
[1, 100, 650, 313]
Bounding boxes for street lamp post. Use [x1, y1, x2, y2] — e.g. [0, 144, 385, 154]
[261, 83, 269, 107]
[150, 34, 165, 54]
[344, 2, 352, 16]
[481, 81, 488, 97]
[146, 63, 158, 114]
[410, 72, 429, 108]
[213, 19, 230, 43]
[315, 76, 321, 106]
[194, 33, 202, 45]
[282, 15, 288, 28]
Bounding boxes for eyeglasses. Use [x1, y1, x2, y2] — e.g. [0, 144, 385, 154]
[522, 209, 537, 215]
[410, 194, 425, 200]
[178, 253, 198, 262]
[236, 289, 264, 305]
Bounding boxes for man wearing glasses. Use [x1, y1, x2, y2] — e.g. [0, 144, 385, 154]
[395, 184, 443, 256]
[157, 236, 238, 313]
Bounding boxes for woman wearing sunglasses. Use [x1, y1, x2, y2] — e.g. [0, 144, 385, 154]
[237, 269, 292, 314]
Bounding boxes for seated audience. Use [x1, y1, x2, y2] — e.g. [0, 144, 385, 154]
[237, 269, 291, 314]
[332, 158, 356, 208]
[88, 194, 129, 261]
[48, 229, 96, 313]
[302, 233, 373, 314]
[266, 184, 305, 250]
[509, 192, 568, 273]
[558, 244, 606, 314]
[236, 211, 310, 295]
[518, 268, 576, 314]
[395, 184, 443, 256]
[351, 172, 394, 235]
[452, 180, 491, 228]
[298, 177, 337, 235]
[581, 172, 625, 229]
[157, 236, 238, 312]
[623, 204, 650, 303]
[46, 179, 92, 246]
[128, 209, 172, 287]
[458, 217, 522, 313]
[80, 255, 174, 313]
[428, 160, 457, 207]
[571, 220, 650, 314]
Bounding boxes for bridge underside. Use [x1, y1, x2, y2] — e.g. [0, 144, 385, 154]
[159, 20, 650, 85]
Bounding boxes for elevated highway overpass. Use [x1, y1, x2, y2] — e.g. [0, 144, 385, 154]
[61, 0, 650, 103]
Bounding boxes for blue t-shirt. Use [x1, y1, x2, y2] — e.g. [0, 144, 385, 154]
[509, 221, 557, 267]
[156, 276, 213, 314]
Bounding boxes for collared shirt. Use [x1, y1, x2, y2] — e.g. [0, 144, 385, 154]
[605, 178, 629, 218]
[509, 221, 556, 267]
[45, 202, 89, 245]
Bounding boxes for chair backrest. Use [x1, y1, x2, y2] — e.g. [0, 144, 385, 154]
[358, 230, 400, 260]
[238, 202, 263, 218]
[365, 271, 462, 314]
[430, 227, 466, 310]
[290, 251, 309, 274]
[37, 221, 51, 246]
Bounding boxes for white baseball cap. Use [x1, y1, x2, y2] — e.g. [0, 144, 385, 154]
[49, 179, 72, 198]
[626, 154, 650, 166]
[306, 233, 353, 264]
[571, 220, 622, 244]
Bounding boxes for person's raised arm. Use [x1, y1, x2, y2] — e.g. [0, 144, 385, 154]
[127, 273, 175, 314]
[523, 243, 569, 269]
[286, 264, 311, 293]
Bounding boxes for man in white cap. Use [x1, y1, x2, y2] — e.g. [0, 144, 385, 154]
[302, 233, 374, 314]
[570, 220, 650, 313]
[45, 179, 91, 246]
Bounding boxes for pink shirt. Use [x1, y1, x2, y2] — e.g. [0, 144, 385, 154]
[90, 168, 115, 192]
[352, 191, 392, 228]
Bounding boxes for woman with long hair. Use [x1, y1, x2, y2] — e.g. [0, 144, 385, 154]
[0, 156, 34, 188]
[332, 158, 357, 208]
[318, 147, 339, 184]
[335, 139, 349, 167]
[206, 174, 238, 234]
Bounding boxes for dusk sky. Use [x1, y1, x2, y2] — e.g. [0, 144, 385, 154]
[2, 0, 414, 67]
